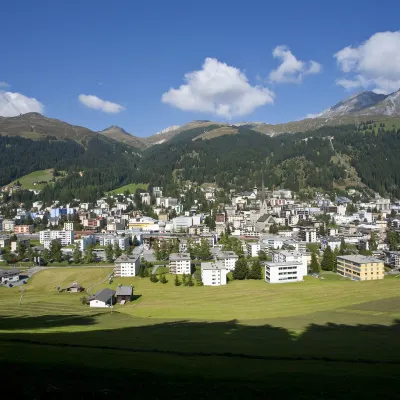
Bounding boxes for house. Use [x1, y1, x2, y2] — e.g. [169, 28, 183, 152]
[214, 251, 238, 271]
[264, 262, 304, 283]
[336, 255, 384, 281]
[169, 253, 191, 274]
[201, 262, 228, 286]
[0, 269, 20, 284]
[255, 214, 276, 233]
[10, 238, 30, 252]
[2, 220, 15, 232]
[66, 282, 83, 293]
[116, 285, 133, 303]
[89, 288, 115, 308]
[114, 254, 140, 277]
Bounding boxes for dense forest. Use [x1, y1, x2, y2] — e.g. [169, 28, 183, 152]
[2, 121, 400, 203]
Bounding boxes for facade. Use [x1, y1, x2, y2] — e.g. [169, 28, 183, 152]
[0, 235, 10, 248]
[114, 255, 140, 277]
[247, 242, 261, 257]
[320, 237, 341, 252]
[97, 235, 129, 250]
[201, 262, 228, 286]
[383, 251, 400, 269]
[0, 269, 20, 284]
[172, 217, 193, 232]
[265, 262, 304, 283]
[115, 285, 133, 303]
[14, 225, 33, 234]
[169, 253, 191, 274]
[215, 251, 238, 271]
[89, 288, 115, 308]
[336, 255, 384, 281]
[272, 251, 307, 277]
[64, 222, 76, 231]
[39, 230, 74, 249]
[299, 226, 317, 243]
[10, 238, 30, 252]
[79, 234, 96, 251]
[2, 220, 15, 232]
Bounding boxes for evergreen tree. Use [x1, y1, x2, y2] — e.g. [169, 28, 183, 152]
[269, 224, 279, 234]
[368, 231, 378, 251]
[248, 259, 262, 279]
[105, 243, 114, 263]
[258, 250, 268, 261]
[149, 273, 159, 283]
[174, 275, 181, 286]
[42, 248, 50, 263]
[321, 246, 335, 271]
[339, 238, 346, 255]
[84, 245, 95, 264]
[132, 235, 140, 246]
[233, 258, 248, 280]
[49, 240, 62, 262]
[113, 242, 122, 258]
[309, 252, 320, 273]
[185, 274, 194, 286]
[198, 239, 211, 260]
[16, 241, 27, 260]
[72, 243, 82, 264]
[160, 273, 168, 284]
[125, 245, 134, 255]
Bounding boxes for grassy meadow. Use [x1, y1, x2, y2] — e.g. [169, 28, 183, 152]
[8, 169, 55, 190]
[106, 182, 148, 195]
[1, 267, 400, 397]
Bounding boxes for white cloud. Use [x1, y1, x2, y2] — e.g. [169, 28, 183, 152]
[0, 91, 44, 117]
[0, 81, 10, 88]
[78, 94, 125, 113]
[335, 31, 400, 94]
[269, 45, 322, 84]
[161, 57, 274, 119]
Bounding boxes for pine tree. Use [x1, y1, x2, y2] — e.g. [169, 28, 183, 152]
[174, 275, 181, 286]
[42, 248, 50, 263]
[105, 243, 114, 263]
[249, 259, 262, 279]
[72, 243, 82, 264]
[149, 274, 159, 283]
[49, 239, 62, 262]
[233, 258, 248, 280]
[160, 273, 168, 284]
[321, 246, 335, 271]
[309, 252, 320, 273]
[339, 238, 346, 255]
[113, 242, 122, 258]
[84, 245, 95, 264]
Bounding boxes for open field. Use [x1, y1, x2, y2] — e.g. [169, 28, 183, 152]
[7, 169, 54, 190]
[106, 182, 148, 195]
[1, 268, 400, 397]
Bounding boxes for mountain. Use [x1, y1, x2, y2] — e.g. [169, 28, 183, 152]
[317, 91, 388, 118]
[98, 125, 148, 149]
[357, 89, 400, 116]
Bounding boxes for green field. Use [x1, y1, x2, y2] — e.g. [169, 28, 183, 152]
[8, 169, 55, 190]
[1, 268, 399, 397]
[107, 182, 148, 195]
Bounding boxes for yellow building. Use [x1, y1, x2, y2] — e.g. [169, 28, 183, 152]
[336, 255, 384, 281]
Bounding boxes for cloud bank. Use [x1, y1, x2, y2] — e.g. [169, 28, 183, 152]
[0, 91, 44, 117]
[78, 94, 125, 113]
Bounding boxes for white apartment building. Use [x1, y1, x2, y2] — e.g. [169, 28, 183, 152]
[114, 254, 140, 277]
[259, 234, 284, 252]
[64, 222, 75, 231]
[172, 217, 193, 232]
[320, 237, 341, 252]
[39, 230, 74, 249]
[299, 227, 317, 243]
[2, 220, 15, 232]
[272, 251, 307, 277]
[247, 242, 261, 257]
[169, 253, 191, 274]
[80, 235, 96, 251]
[215, 251, 238, 271]
[201, 262, 228, 286]
[265, 262, 304, 283]
[97, 235, 129, 250]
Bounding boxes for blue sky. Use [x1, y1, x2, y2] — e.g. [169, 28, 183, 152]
[1, 0, 400, 137]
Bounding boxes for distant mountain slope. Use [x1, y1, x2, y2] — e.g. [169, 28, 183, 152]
[357, 89, 400, 116]
[98, 125, 148, 149]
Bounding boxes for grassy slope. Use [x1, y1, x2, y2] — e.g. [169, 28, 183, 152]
[106, 182, 148, 194]
[8, 169, 54, 190]
[1, 268, 400, 397]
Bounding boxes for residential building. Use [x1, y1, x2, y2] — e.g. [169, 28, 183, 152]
[247, 242, 260, 257]
[272, 251, 307, 277]
[39, 230, 74, 249]
[169, 253, 191, 274]
[299, 226, 317, 243]
[320, 237, 341, 252]
[265, 262, 304, 283]
[116, 285, 133, 303]
[97, 235, 129, 250]
[0, 235, 10, 248]
[172, 216, 193, 232]
[14, 225, 34, 234]
[114, 254, 140, 277]
[79, 235, 96, 251]
[201, 262, 228, 286]
[2, 220, 15, 232]
[336, 255, 384, 281]
[64, 222, 76, 231]
[10, 238, 30, 252]
[383, 251, 400, 269]
[215, 251, 238, 271]
[89, 288, 115, 308]
[0, 269, 20, 284]
[128, 216, 157, 230]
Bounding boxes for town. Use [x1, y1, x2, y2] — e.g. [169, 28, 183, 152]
[1, 182, 398, 302]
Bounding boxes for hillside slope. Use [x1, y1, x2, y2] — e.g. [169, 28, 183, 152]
[98, 126, 148, 149]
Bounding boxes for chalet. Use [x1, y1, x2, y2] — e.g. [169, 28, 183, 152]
[88, 288, 115, 308]
[115, 285, 133, 304]
[66, 282, 84, 293]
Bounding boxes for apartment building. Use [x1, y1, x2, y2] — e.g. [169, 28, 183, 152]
[96, 235, 129, 250]
[320, 236, 341, 252]
[336, 255, 384, 281]
[299, 226, 317, 243]
[114, 254, 140, 277]
[215, 251, 238, 271]
[247, 242, 261, 257]
[265, 262, 304, 283]
[383, 251, 400, 269]
[2, 220, 15, 232]
[169, 253, 191, 274]
[39, 230, 74, 249]
[0, 235, 10, 248]
[64, 222, 76, 231]
[201, 262, 228, 286]
[14, 225, 34, 234]
[272, 251, 308, 277]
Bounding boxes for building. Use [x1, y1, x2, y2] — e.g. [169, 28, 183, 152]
[299, 226, 317, 243]
[79, 234, 96, 251]
[14, 225, 34, 234]
[383, 251, 400, 269]
[128, 216, 157, 230]
[336, 255, 384, 281]
[201, 262, 228, 286]
[172, 216, 193, 232]
[169, 253, 191, 274]
[0, 235, 10, 248]
[89, 288, 115, 308]
[115, 285, 133, 303]
[64, 222, 76, 231]
[272, 251, 307, 277]
[265, 262, 304, 283]
[114, 254, 140, 277]
[320, 237, 341, 252]
[0, 269, 20, 284]
[66, 282, 83, 293]
[10, 238, 30, 252]
[247, 242, 261, 257]
[97, 235, 129, 250]
[2, 220, 15, 232]
[39, 230, 74, 249]
[215, 251, 238, 271]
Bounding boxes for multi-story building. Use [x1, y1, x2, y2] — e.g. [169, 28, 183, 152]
[96, 235, 129, 250]
[336, 255, 384, 281]
[0, 235, 10, 248]
[79, 235, 96, 251]
[272, 251, 307, 277]
[247, 242, 261, 257]
[39, 230, 74, 249]
[265, 262, 304, 283]
[114, 254, 140, 277]
[383, 251, 400, 269]
[81, 217, 105, 231]
[320, 236, 341, 252]
[169, 253, 191, 275]
[64, 222, 76, 231]
[2, 220, 15, 232]
[215, 251, 238, 271]
[10, 238, 30, 252]
[172, 216, 193, 232]
[14, 225, 34, 234]
[201, 262, 228, 286]
[299, 226, 317, 243]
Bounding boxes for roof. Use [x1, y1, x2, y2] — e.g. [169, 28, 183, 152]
[336, 255, 383, 264]
[67, 282, 82, 289]
[257, 214, 274, 223]
[0, 269, 20, 278]
[201, 262, 226, 271]
[116, 285, 133, 296]
[92, 288, 115, 303]
[169, 253, 190, 261]
[265, 262, 302, 268]
[216, 251, 238, 259]
[114, 254, 139, 264]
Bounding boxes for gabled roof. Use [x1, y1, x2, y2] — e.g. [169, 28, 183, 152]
[91, 288, 115, 303]
[116, 285, 133, 296]
[257, 214, 274, 223]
